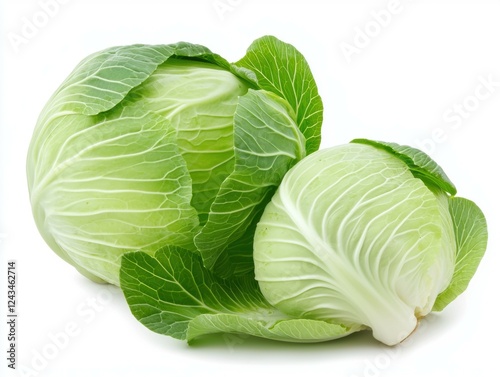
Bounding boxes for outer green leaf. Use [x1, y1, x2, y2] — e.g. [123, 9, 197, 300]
[38, 42, 232, 121]
[120, 246, 275, 340]
[187, 314, 357, 344]
[120, 246, 356, 343]
[233, 35, 323, 154]
[433, 197, 488, 311]
[194, 89, 306, 273]
[351, 139, 457, 195]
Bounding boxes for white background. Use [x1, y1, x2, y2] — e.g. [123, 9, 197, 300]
[1, 1, 499, 376]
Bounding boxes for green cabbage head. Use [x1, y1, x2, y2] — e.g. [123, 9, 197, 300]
[254, 139, 487, 345]
[27, 36, 323, 285]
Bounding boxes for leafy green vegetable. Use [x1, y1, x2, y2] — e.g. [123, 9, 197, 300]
[254, 141, 485, 345]
[27, 36, 322, 285]
[27, 34, 486, 347]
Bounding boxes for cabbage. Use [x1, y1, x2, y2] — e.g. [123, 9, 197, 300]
[119, 139, 487, 345]
[26, 33, 486, 347]
[27, 36, 323, 285]
[254, 140, 459, 345]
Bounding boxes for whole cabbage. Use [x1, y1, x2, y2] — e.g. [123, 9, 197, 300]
[27, 36, 323, 284]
